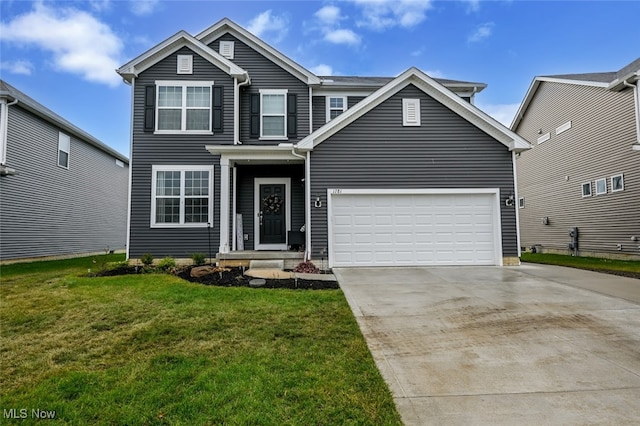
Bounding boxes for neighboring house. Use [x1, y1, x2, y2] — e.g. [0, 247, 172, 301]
[116, 18, 530, 268]
[512, 57, 640, 259]
[0, 80, 129, 262]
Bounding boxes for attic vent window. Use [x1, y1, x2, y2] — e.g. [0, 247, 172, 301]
[220, 41, 234, 59]
[177, 55, 193, 74]
[402, 98, 421, 126]
[537, 132, 550, 144]
[556, 121, 572, 135]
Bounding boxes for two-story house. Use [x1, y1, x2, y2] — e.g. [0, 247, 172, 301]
[117, 18, 530, 268]
[0, 80, 129, 262]
[512, 58, 640, 259]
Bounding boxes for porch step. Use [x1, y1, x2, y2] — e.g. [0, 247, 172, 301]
[249, 259, 285, 270]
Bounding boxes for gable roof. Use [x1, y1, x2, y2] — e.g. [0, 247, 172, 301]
[297, 67, 530, 153]
[196, 18, 321, 85]
[0, 80, 128, 163]
[116, 30, 247, 84]
[512, 57, 640, 129]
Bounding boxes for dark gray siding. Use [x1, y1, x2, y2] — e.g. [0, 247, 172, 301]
[128, 47, 233, 258]
[235, 164, 305, 249]
[312, 95, 366, 131]
[207, 34, 310, 144]
[0, 105, 128, 260]
[515, 82, 639, 258]
[310, 84, 517, 258]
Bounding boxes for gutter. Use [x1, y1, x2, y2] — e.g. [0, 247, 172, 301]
[0, 98, 19, 176]
[623, 79, 640, 150]
[234, 72, 251, 145]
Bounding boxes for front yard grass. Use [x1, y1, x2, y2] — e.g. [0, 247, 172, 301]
[521, 252, 640, 277]
[0, 255, 401, 425]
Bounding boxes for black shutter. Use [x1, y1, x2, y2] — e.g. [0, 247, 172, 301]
[212, 86, 223, 133]
[287, 93, 297, 137]
[250, 93, 260, 137]
[144, 85, 155, 132]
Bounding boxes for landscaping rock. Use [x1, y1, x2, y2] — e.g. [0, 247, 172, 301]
[190, 266, 218, 278]
[249, 278, 266, 288]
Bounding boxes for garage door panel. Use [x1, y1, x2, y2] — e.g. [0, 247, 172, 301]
[330, 192, 499, 267]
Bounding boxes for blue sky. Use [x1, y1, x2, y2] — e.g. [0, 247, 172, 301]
[1, 0, 638, 157]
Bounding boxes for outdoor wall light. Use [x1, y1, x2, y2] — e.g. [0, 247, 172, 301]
[314, 196, 322, 208]
[504, 194, 515, 207]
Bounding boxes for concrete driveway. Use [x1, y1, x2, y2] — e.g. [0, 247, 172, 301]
[334, 264, 640, 425]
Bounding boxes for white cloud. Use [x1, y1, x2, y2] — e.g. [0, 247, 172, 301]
[315, 5, 342, 24]
[0, 60, 34, 75]
[324, 28, 361, 46]
[246, 10, 288, 42]
[352, 0, 433, 30]
[465, 0, 481, 13]
[0, 3, 123, 87]
[130, 0, 160, 16]
[476, 102, 520, 127]
[310, 64, 334, 76]
[468, 22, 494, 43]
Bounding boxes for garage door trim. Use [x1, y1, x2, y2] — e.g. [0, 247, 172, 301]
[327, 188, 503, 267]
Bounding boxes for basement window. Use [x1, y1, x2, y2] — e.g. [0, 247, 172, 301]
[611, 174, 624, 192]
[595, 178, 607, 195]
[581, 182, 592, 197]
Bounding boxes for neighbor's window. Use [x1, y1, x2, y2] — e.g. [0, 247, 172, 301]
[611, 174, 624, 192]
[518, 197, 525, 208]
[581, 182, 592, 197]
[326, 96, 346, 122]
[151, 165, 213, 227]
[156, 81, 213, 133]
[58, 132, 70, 169]
[260, 89, 287, 138]
[595, 178, 607, 195]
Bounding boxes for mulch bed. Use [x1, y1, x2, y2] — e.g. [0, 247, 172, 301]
[94, 265, 339, 290]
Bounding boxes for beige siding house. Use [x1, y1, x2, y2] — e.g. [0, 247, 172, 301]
[512, 58, 640, 259]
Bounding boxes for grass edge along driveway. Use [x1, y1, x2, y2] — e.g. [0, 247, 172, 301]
[0, 255, 402, 425]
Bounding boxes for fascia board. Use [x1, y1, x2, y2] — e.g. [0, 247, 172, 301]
[510, 78, 540, 131]
[196, 19, 320, 85]
[535, 76, 610, 88]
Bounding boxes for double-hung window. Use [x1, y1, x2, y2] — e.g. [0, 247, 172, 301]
[58, 132, 70, 169]
[260, 89, 287, 139]
[326, 96, 346, 122]
[156, 81, 213, 133]
[151, 165, 214, 227]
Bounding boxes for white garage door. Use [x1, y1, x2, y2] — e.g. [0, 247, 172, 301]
[329, 190, 501, 267]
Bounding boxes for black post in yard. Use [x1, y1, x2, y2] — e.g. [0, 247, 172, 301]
[207, 222, 212, 265]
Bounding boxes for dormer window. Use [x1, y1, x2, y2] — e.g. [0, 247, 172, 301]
[177, 55, 193, 74]
[219, 41, 234, 59]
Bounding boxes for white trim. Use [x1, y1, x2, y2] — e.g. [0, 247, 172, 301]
[150, 165, 214, 228]
[176, 55, 193, 74]
[155, 80, 214, 133]
[581, 181, 592, 198]
[326, 188, 503, 267]
[57, 131, 70, 169]
[513, 151, 523, 258]
[259, 89, 288, 139]
[595, 177, 607, 195]
[326, 95, 347, 123]
[254, 178, 291, 250]
[219, 163, 229, 252]
[0, 100, 7, 165]
[611, 173, 624, 192]
[537, 132, 551, 144]
[126, 78, 135, 260]
[305, 151, 312, 260]
[232, 166, 237, 251]
[219, 40, 234, 59]
[402, 98, 421, 126]
[555, 120, 572, 135]
[313, 89, 374, 97]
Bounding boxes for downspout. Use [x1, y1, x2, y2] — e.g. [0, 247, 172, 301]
[470, 86, 478, 105]
[232, 166, 237, 251]
[290, 145, 310, 261]
[1, 98, 19, 173]
[235, 72, 251, 145]
[623, 79, 640, 150]
[124, 77, 135, 260]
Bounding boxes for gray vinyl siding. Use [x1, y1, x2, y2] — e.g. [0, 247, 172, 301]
[0, 105, 128, 260]
[312, 95, 366, 131]
[128, 47, 233, 258]
[234, 165, 305, 250]
[515, 82, 639, 258]
[309, 84, 517, 259]
[207, 34, 310, 144]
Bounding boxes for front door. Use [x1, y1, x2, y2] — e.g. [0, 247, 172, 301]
[254, 178, 291, 250]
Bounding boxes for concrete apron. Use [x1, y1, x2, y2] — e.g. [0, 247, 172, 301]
[333, 265, 640, 425]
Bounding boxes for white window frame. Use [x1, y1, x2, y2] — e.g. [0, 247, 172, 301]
[58, 132, 70, 169]
[581, 182, 592, 198]
[611, 174, 624, 192]
[219, 41, 234, 59]
[326, 96, 347, 122]
[176, 55, 193, 74]
[595, 178, 607, 195]
[155, 80, 214, 134]
[259, 89, 288, 140]
[151, 165, 214, 228]
[402, 98, 421, 126]
[0, 101, 7, 165]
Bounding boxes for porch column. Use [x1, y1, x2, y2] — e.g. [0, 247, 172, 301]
[218, 158, 230, 253]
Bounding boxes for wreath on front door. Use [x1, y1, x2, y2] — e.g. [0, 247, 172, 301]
[263, 195, 283, 213]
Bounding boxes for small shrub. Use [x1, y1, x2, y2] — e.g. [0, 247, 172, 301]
[157, 257, 176, 271]
[191, 252, 206, 266]
[293, 261, 320, 274]
[140, 253, 154, 266]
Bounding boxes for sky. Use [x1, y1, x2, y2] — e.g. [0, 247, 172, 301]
[1, 0, 638, 158]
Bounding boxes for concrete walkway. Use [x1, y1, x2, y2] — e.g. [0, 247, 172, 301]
[334, 264, 640, 425]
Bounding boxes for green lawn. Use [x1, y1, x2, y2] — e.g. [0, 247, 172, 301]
[521, 252, 640, 274]
[0, 255, 401, 425]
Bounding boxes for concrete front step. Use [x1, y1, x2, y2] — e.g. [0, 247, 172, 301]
[249, 259, 285, 270]
[245, 268, 337, 281]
